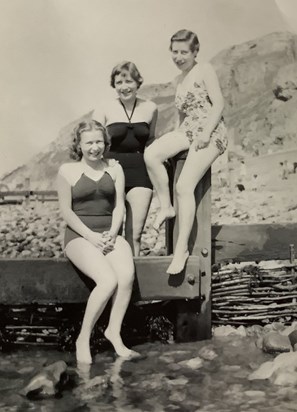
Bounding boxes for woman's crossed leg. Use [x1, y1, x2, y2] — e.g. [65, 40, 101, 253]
[144, 130, 189, 230]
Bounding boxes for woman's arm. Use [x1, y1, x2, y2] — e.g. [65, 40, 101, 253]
[173, 75, 184, 129]
[108, 163, 126, 238]
[200, 63, 224, 139]
[146, 103, 158, 147]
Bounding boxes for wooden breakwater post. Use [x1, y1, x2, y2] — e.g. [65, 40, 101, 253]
[169, 151, 212, 341]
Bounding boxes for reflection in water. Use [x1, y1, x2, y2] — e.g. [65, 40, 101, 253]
[108, 357, 125, 388]
[75, 356, 128, 408]
[108, 357, 127, 410]
[76, 362, 91, 384]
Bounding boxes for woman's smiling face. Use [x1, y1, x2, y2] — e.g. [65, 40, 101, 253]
[171, 41, 197, 72]
[79, 130, 106, 162]
[114, 71, 138, 102]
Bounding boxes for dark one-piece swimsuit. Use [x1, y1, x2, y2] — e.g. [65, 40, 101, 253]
[106, 101, 153, 193]
[64, 172, 115, 247]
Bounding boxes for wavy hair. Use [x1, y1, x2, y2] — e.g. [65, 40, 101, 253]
[170, 29, 200, 53]
[69, 120, 110, 161]
[110, 61, 143, 89]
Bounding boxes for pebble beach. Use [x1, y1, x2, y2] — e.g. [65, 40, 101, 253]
[1, 168, 297, 259]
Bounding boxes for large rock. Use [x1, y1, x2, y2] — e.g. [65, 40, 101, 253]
[198, 345, 218, 361]
[213, 325, 246, 337]
[21, 360, 67, 398]
[249, 352, 297, 381]
[178, 357, 203, 370]
[262, 332, 292, 353]
[273, 370, 297, 386]
[213, 32, 297, 157]
[288, 330, 297, 347]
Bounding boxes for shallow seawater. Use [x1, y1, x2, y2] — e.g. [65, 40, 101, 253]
[0, 335, 296, 412]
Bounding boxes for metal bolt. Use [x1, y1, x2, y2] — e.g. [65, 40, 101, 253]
[186, 274, 195, 285]
[201, 248, 208, 257]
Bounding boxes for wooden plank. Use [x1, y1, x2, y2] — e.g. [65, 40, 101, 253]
[0, 256, 200, 304]
[211, 223, 297, 263]
[0, 191, 31, 197]
[134, 256, 200, 300]
[0, 190, 57, 196]
[0, 259, 88, 304]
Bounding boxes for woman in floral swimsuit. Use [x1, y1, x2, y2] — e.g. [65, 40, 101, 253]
[144, 29, 227, 275]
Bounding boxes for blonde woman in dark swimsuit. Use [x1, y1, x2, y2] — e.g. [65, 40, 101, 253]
[144, 29, 228, 275]
[94, 61, 158, 256]
[57, 120, 138, 364]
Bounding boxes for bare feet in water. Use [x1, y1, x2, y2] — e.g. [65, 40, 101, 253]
[166, 251, 189, 275]
[104, 328, 140, 359]
[76, 337, 92, 364]
[153, 206, 175, 231]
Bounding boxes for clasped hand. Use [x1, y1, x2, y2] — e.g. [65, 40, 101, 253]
[193, 134, 210, 151]
[86, 231, 116, 254]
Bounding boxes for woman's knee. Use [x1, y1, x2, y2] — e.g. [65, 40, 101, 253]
[125, 225, 141, 245]
[143, 147, 155, 165]
[80, 260, 118, 291]
[95, 271, 118, 292]
[113, 253, 135, 287]
[117, 269, 135, 289]
[176, 180, 193, 198]
[144, 144, 165, 165]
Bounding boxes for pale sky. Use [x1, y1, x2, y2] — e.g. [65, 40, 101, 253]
[0, 0, 296, 177]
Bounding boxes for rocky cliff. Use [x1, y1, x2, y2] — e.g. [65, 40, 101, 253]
[214, 31, 297, 158]
[2, 31, 297, 189]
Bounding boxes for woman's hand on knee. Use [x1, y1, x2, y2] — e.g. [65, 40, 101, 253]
[85, 231, 108, 252]
[102, 231, 116, 255]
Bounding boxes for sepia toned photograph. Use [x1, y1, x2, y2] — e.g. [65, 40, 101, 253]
[0, 0, 297, 410]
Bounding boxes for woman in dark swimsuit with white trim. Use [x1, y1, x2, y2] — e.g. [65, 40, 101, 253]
[57, 120, 138, 364]
[94, 61, 158, 256]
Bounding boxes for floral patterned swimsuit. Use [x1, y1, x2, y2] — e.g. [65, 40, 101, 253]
[175, 75, 228, 155]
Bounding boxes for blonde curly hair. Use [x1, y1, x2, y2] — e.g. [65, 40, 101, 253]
[69, 120, 110, 161]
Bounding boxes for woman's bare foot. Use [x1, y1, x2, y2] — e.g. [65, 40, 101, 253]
[77, 362, 91, 383]
[153, 207, 175, 231]
[76, 337, 92, 364]
[166, 251, 190, 275]
[104, 328, 140, 358]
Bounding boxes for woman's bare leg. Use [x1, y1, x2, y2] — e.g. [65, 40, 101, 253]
[65, 239, 118, 364]
[125, 187, 153, 256]
[105, 236, 136, 357]
[167, 143, 221, 274]
[144, 131, 189, 230]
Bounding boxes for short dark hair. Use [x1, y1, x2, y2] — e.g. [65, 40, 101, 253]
[110, 61, 143, 88]
[69, 120, 110, 161]
[170, 29, 200, 53]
